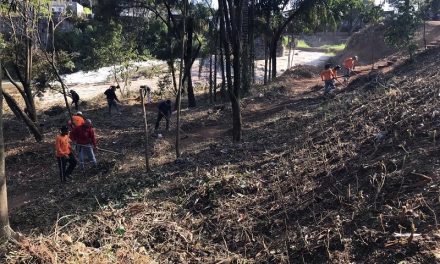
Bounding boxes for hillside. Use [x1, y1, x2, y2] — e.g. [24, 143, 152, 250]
[336, 21, 440, 65]
[1, 47, 440, 263]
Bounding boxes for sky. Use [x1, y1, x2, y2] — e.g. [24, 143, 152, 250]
[195, 0, 218, 9]
[199, 0, 391, 11]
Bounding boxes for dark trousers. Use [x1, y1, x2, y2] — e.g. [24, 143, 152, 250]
[57, 153, 77, 182]
[155, 112, 170, 130]
[324, 80, 335, 94]
[72, 100, 79, 111]
[108, 99, 120, 114]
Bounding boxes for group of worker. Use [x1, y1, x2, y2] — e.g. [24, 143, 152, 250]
[55, 111, 97, 183]
[69, 85, 123, 115]
[320, 56, 358, 96]
[55, 85, 171, 183]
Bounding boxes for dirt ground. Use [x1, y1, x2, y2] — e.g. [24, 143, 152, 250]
[2, 44, 440, 263]
[336, 21, 440, 65]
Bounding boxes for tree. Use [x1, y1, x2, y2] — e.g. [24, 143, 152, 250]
[176, 0, 188, 157]
[432, 0, 440, 20]
[328, 0, 366, 32]
[385, 0, 421, 60]
[219, 0, 245, 142]
[89, 22, 142, 97]
[254, 0, 324, 80]
[362, 1, 384, 68]
[0, 0, 48, 142]
[0, 45, 11, 242]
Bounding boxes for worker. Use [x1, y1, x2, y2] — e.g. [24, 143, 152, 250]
[332, 65, 342, 86]
[343, 56, 358, 82]
[332, 65, 341, 78]
[70, 90, 80, 111]
[155, 100, 172, 131]
[68, 111, 86, 130]
[104, 85, 121, 115]
[70, 119, 97, 171]
[55, 125, 77, 183]
[320, 63, 336, 95]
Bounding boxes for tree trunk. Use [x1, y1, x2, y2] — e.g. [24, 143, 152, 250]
[288, 36, 292, 68]
[264, 40, 268, 84]
[230, 95, 242, 141]
[140, 88, 151, 172]
[168, 60, 178, 94]
[423, 18, 427, 50]
[25, 21, 37, 123]
[241, 1, 250, 96]
[371, 27, 375, 69]
[166, 16, 178, 95]
[221, 0, 243, 142]
[249, 0, 256, 84]
[3, 91, 43, 142]
[0, 63, 11, 242]
[209, 53, 213, 103]
[213, 44, 218, 102]
[176, 0, 188, 158]
[185, 17, 196, 108]
[270, 39, 277, 79]
[268, 53, 272, 82]
[218, 12, 226, 102]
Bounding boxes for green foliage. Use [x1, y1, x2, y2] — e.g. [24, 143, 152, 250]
[156, 74, 173, 99]
[87, 21, 148, 96]
[385, 0, 421, 59]
[321, 43, 346, 51]
[296, 39, 311, 48]
[83, 7, 92, 15]
[362, 1, 384, 25]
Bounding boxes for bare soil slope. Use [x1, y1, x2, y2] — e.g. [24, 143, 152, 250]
[336, 21, 440, 65]
[1, 48, 440, 263]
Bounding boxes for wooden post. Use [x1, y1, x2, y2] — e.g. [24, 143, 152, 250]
[0, 61, 11, 241]
[140, 88, 151, 172]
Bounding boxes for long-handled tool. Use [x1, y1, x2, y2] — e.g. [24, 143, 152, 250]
[97, 147, 122, 155]
[334, 77, 347, 88]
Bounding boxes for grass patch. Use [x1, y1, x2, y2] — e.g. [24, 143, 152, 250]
[320, 43, 347, 54]
[295, 40, 346, 54]
[296, 40, 311, 48]
[320, 43, 346, 52]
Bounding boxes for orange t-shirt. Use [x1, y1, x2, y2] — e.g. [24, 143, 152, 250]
[72, 115, 85, 127]
[55, 135, 71, 157]
[344, 58, 355, 69]
[320, 69, 335, 81]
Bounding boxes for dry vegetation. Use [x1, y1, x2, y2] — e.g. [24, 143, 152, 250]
[1, 47, 440, 263]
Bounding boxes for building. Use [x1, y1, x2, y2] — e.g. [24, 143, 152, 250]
[50, 0, 87, 17]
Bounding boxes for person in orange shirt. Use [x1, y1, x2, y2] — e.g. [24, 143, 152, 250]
[68, 111, 86, 130]
[55, 126, 77, 183]
[72, 111, 85, 127]
[343, 56, 358, 82]
[320, 63, 336, 95]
